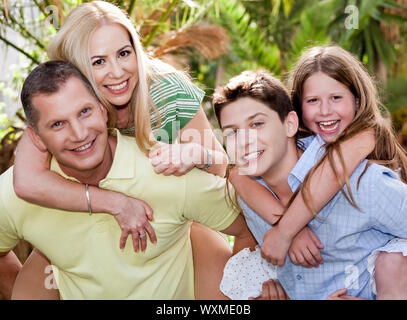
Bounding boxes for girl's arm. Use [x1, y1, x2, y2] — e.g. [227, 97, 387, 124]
[149, 108, 228, 177]
[228, 168, 284, 225]
[261, 130, 375, 266]
[13, 132, 157, 252]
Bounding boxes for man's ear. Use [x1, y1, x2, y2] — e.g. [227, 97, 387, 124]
[26, 126, 47, 152]
[285, 111, 299, 138]
[98, 103, 108, 124]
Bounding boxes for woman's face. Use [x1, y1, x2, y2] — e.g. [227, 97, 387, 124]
[301, 72, 356, 142]
[89, 23, 139, 129]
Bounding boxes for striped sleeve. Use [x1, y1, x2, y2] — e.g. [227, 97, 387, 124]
[149, 72, 205, 143]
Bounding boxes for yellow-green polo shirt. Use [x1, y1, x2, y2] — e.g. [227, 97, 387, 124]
[0, 132, 239, 299]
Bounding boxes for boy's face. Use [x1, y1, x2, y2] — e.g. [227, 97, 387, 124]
[28, 76, 109, 175]
[220, 97, 297, 176]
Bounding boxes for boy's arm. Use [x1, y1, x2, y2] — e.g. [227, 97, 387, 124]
[0, 251, 22, 300]
[261, 130, 375, 266]
[229, 169, 284, 225]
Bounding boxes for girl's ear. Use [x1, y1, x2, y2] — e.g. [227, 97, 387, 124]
[26, 126, 48, 152]
[285, 111, 299, 138]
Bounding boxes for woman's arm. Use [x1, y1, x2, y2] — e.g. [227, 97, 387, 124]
[13, 132, 157, 251]
[261, 130, 375, 266]
[149, 108, 228, 177]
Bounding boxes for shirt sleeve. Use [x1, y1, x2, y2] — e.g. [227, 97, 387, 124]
[183, 169, 240, 231]
[150, 72, 205, 143]
[369, 168, 407, 238]
[0, 171, 20, 253]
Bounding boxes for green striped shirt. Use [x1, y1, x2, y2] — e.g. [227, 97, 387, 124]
[121, 72, 205, 143]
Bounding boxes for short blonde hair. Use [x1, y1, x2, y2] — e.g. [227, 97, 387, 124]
[48, 1, 175, 152]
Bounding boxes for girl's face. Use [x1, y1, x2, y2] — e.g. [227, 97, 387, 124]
[301, 72, 356, 142]
[220, 97, 296, 176]
[89, 23, 139, 129]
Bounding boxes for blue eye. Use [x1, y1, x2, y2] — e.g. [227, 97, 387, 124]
[52, 121, 62, 128]
[251, 122, 264, 128]
[81, 107, 90, 115]
[223, 129, 237, 137]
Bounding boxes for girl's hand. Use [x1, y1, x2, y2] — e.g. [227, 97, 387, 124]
[260, 225, 292, 266]
[149, 142, 205, 176]
[288, 227, 324, 268]
[114, 195, 157, 252]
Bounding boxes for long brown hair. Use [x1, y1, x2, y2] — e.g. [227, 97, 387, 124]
[287, 45, 407, 213]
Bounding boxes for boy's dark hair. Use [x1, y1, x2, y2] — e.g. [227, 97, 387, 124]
[21, 60, 98, 129]
[213, 70, 293, 125]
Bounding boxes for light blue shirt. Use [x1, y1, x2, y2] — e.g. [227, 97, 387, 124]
[239, 135, 407, 299]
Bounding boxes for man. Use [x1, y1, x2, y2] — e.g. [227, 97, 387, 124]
[0, 61, 253, 299]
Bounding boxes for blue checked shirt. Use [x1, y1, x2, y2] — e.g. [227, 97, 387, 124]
[238, 135, 407, 299]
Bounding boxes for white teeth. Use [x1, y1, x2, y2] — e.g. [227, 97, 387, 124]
[107, 81, 127, 91]
[74, 142, 92, 152]
[320, 120, 337, 126]
[319, 120, 339, 130]
[243, 151, 262, 161]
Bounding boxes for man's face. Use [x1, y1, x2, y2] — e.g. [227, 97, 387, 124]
[30, 76, 109, 174]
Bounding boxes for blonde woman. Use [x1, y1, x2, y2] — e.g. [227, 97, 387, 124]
[12, 1, 230, 299]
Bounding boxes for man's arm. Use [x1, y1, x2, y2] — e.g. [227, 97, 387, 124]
[220, 214, 257, 255]
[0, 251, 22, 300]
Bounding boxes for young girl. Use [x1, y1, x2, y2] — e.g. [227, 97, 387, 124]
[219, 46, 407, 299]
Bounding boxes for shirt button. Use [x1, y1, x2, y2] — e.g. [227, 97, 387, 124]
[296, 275, 302, 280]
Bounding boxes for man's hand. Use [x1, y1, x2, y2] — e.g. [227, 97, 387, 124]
[260, 225, 292, 266]
[288, 227, 324, 267]
[326, 288, 367, 300]
[249, 279, 289, 300]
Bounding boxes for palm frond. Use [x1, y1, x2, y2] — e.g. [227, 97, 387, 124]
[150, 24, 229, 60]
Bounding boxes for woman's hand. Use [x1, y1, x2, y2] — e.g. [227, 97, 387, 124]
[288, 227, 324, 268]
[114, 194, 157, 252]
[149, 142, 206, 176]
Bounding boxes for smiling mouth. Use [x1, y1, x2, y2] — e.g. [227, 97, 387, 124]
[105, 80, 128, 92]
[318, 120, 339, 131]
[242, 150, 264, 162]
[71, 139, 95, 153]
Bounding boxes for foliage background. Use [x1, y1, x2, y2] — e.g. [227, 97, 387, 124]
[1, 0, 407, 163]
[0, 0, 407, 294]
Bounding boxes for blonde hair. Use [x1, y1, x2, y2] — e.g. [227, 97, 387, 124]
[48, 1, 176, 152]
[287, 45, 407, 213]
